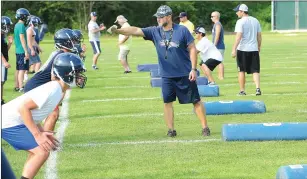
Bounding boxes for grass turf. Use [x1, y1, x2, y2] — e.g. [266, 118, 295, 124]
[2, 32, 307, 179]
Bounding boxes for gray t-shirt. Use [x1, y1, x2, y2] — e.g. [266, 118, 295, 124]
[235, 16, 261, 52]
[88, 20, 100, 41]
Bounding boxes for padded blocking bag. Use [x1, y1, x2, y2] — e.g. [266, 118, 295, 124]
[197, 85, 219, 97]
[222, 122, 307, 141]
[151, 77, 209, 88]
[204, 100, 266, 115]
[150, 69, 201, 78]
[137, 64, 159, 72]
[276, 164, 307, 179]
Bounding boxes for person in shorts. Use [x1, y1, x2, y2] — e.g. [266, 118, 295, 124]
[88, 12, 106, 70]
[2, 53, 86, 179]
[115, 15, 132, 73]
[195, 27, 223, 85]
[109, 5, 210, 137]
[211, 11, 225, 80]
[231, 4, 262, 96]
[1, 16, 13, 104]
[27, 15, 42, 73]
[14, 8, 31, 92]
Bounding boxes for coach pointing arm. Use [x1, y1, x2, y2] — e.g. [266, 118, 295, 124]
[111, 26, 145, 37]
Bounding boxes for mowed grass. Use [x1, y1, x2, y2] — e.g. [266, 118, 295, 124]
[2, 32, 307, 179]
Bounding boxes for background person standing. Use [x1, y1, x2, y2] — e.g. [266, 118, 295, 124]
[88, 12, 106, 70]
[178, 12, 194, 34]
[231, 4, 262, 96]
[211, 11, 225, 80]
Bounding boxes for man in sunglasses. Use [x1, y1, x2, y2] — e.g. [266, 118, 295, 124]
[211, 11, 225, 80]
[108, 5, 210, 137]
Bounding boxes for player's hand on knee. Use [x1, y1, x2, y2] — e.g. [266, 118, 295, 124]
[35, 131, 59, 152]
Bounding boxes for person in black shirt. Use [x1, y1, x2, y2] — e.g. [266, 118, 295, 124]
[1, 16, 13, 105]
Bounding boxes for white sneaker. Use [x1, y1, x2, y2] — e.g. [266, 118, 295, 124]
[208, 81, 216, 86]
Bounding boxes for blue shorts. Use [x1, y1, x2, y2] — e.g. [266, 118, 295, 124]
[16, 53, 29, 71]
[90, 41, 101, 54]
[162, 76, 200, 104]
[2, 124, 39, 151]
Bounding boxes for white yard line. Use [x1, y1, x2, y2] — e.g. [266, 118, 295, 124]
[94, 76, 149, 80]
[99, 85, 151, 89]
[84, 112, 193, 120]
[82, 92, 307, 103]
[82, 97, 161, 103]
[68, 138, 221, 147]
[298, 110, 307, 113]
[220, 81, 307, 87]
[273, 61, 307, 63]
[45, 90, 71, 179]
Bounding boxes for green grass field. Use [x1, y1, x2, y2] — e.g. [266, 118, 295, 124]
[2, 32, 307, 179]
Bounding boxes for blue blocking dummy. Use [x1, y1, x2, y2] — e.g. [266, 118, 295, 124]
[137, 64, 159, 72]
[150, 77, 208, 88]
[276, 164, 307, 179]
[204, 100, 266, 115]
[198, 85, 219, 97]
[150, 69, 201, 78]
[222, 122, 307, 141]
[39, 24, 48, 42]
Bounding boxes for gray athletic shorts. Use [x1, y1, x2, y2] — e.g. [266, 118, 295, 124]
[28, 46, 41, 66]
[118, 49, 130, 60]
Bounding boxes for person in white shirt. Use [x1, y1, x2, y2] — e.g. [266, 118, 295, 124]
[88, 12, 106, 70]
[2, 53, 86, 179]
[231, 4, 262, 96]
[195, 27, 223, 85]
[115, 15, 132, 73]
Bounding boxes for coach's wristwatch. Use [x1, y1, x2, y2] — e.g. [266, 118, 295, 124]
[192, 68, 197, 71]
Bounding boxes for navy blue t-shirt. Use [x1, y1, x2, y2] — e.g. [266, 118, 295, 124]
[24, 50, 64, 92]
[1, 35, 8, 61]
[142, 24, 194, 78]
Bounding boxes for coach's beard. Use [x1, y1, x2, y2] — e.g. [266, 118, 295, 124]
[162, 22, 168, 27]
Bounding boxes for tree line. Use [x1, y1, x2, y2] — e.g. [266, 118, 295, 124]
[1, 1, 271, 34]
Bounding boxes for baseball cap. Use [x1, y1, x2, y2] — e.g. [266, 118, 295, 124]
[90, 12, 97, 17]
[233, 4, 248, 12]
[153, 5, 172, 18]
[194, 27, 206, 34]
[114, 15, 128, 23]
[178, 12, 187, 18]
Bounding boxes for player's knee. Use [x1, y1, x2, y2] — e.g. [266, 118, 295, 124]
[35, 148, 50, 159]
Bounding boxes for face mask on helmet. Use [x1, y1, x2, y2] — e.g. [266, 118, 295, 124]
[75, 71, 87, 88]
[1, 17, 13, 33]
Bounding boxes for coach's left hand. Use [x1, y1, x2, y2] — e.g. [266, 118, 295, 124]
[189, 70, 197, 81]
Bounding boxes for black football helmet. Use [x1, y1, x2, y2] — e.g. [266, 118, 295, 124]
[54, 28, 78, 52]
[15, 8, 30, 24]
[1, 16, 13, 33]
[52, 53, 87, 88]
